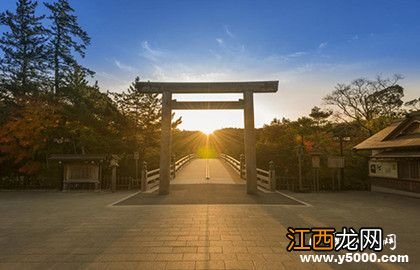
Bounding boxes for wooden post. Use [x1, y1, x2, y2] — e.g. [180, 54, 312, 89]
[97, 163, 102, 191]
[110, 157, 119, 193]
[62, 162, 67, 192]
[134, 151, 139, 181]
[297, 146, 303, 191]
[243, 91, 257, 194]
[339, 137, 344, 191]
[111, 166, 117, 193]
[159, 91, 172, 195]
[141, 161, 147, 192]
[337, 169, 341, 191]
[316, 169, 320, 192]
[240, 154, 245, 179]
[338, 173, 341, 191]
[313, 169, 316, 192]
[269, 161, 276, 191]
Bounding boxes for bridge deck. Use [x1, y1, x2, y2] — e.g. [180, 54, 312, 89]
[172, 158, 243, 184]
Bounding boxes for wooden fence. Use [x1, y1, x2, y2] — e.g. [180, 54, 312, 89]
[220, 153, 276, 191]
[141, 154, 196, 192]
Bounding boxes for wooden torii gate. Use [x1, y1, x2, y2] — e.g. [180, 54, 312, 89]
[137, 81, 279, 195]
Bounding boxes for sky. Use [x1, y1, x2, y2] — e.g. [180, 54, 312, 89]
[1, 0, 420, 133]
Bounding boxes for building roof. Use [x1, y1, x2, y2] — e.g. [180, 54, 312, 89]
[372, 150, 420, 158]
[354, 111, 420, 150]
[49, 154, 106, 161]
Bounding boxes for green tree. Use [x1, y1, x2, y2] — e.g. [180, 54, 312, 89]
[0, 0, 49, 94]
[309, 106, 332, 128]
[258, 118, 301, 174]
[291, 117, 315, 149]
[309, 106, 332, 150]
[112, 77, 182, 162]
[44, 0, 93, 93]
[54, 69, 127, 155]
[0, 76, 17, 127]
[62, 64, 89, 89]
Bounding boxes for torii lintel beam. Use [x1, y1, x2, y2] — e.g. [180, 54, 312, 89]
[136, 81, 279, 93]
[172, 100, 244, 110]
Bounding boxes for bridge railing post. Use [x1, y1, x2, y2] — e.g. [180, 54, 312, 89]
[269, 160, 276, 191]
[171, 154, 176, 179]
[240, 154, 245, 179]
[141, 161, 148, 192]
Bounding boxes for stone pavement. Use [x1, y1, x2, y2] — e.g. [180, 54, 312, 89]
[0, 190, 419, 269]
[115, 184, 302, 205]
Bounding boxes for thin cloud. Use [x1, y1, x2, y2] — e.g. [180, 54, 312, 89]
[264, 51, 308, 63]
[114, 60, 135, 72]
[149, 64, 227, 82]
[319, 42, 328, 49]
[287, 51, 307, 58]
[141, 40, 163, 62]
[224, 25, 234, 38]
[216, 38, 224, 46]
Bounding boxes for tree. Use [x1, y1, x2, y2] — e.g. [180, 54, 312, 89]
[308, 106, 332, 151]
[323, 75, 404, 135]
[292, 117, 315, 146]
[0, 83, 128, 179]
[309, 106, 332, 127]
[0, 96, 62, 176]
[112, 77, 182, 161]
[44, 0, 93, 93]
[0, 0, 49, 94]
[59, 84, 128, 155]
[62, 64, 89, 89]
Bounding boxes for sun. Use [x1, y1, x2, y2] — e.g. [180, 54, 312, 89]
[200, 127, 214, 135]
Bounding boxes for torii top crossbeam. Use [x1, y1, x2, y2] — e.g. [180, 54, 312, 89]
[136, 81, 279, 93]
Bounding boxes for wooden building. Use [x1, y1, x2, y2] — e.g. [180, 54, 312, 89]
[354, 111, 420, 197]
[49, 154, 106, 191]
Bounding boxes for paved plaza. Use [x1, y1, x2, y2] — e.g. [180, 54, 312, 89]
[115, 184, 301, 205]
[0, 189, 419, 270]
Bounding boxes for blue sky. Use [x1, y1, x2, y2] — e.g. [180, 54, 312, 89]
[1, 0, 420, 131]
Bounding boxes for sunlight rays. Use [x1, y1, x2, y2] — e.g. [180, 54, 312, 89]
[171, 128, 244, 159]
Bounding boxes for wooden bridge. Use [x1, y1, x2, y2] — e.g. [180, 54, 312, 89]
[141, 154, 276, 193]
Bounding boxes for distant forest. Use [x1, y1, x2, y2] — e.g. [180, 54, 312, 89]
[1, 0, 419, 190]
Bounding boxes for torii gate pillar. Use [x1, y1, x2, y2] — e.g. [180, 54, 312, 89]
[243, 90, 257, 194]
[159, 91, 172, 195]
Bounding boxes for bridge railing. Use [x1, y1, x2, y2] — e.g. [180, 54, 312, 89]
[220, 154, 242, 173]
[172, 154, 195, 177]
[220, 153, 276, 191]
[141, 154, 196, 192]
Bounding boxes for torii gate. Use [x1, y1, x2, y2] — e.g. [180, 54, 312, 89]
[137, 81, 279, 195]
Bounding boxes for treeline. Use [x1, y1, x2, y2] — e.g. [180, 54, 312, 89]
[0, 1, 178, 185]
[204, 76, 419, 189]
[0, 0, 92, 94]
